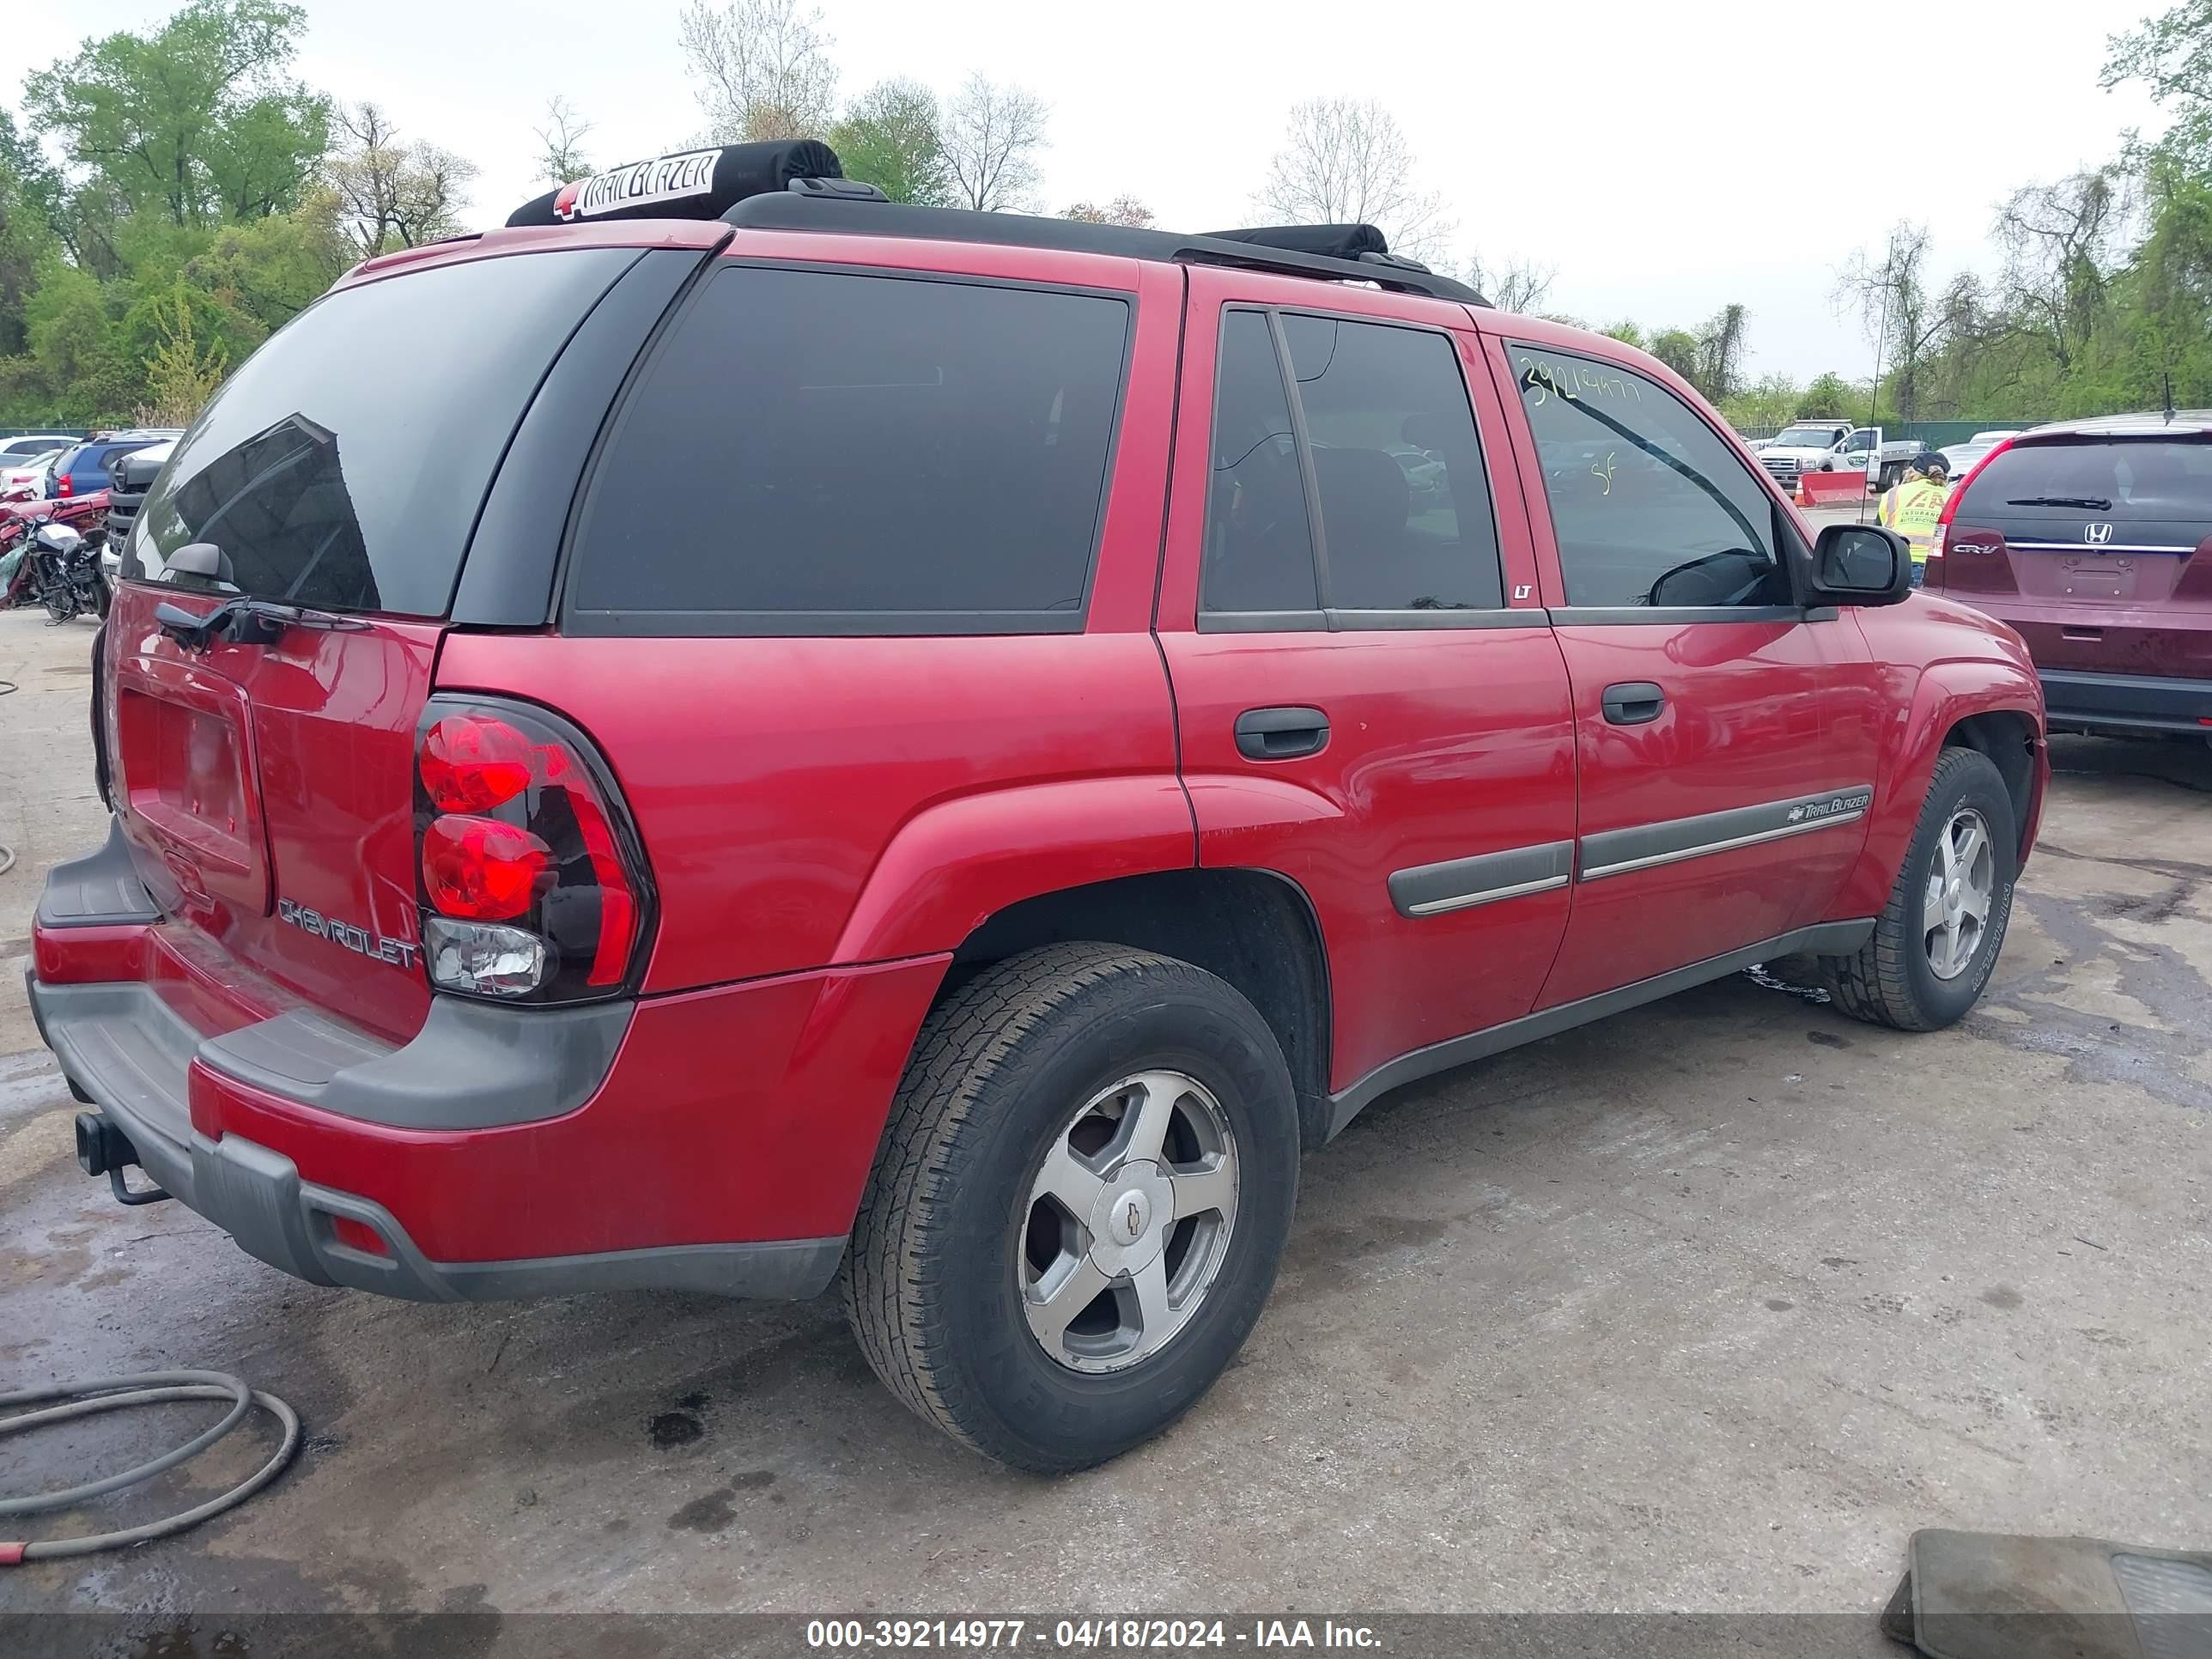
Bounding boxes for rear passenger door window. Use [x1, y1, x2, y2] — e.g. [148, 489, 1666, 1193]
[1201, 310, 1319, 617]
[1201, 307, 1504, 626]
[568, 266, 1133, 635]
[1512, 345, 1790, 611]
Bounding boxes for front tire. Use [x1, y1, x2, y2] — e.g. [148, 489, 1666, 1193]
[842, 943, 1300, 1472]
[1820, 747, 2017, 1030]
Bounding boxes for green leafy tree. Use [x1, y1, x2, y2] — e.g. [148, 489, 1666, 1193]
[1647, 327, 1701, 386]
[2122, 149, 2212, 404]
[830, 80, 952, 205]
[192, 189, 353, 337]
[24, 0, 329, 229]
[1798, 371, 1857, 416]
[2103, 0, 2212, 167]
[132, 276, 230, 425]
[1720, 373, 1802, 430]
[0, 118, 65, 356]
[23, 260, 137, 422]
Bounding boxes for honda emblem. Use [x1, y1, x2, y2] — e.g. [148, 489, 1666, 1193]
[2083, 522, 2114, 546]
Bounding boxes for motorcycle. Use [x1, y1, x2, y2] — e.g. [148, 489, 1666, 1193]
[1, 508, 110, 622]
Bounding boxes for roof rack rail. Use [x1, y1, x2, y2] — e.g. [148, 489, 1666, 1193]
[723, 193, 1490, 306]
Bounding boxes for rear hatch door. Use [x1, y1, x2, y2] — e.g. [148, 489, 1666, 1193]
[1942, 431, 2212, 676]
[106, 240, 683, 1043]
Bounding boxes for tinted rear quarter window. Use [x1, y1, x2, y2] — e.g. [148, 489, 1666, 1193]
[131, 247, 636, 615]
[1201, 310, 1317, 614]
[568, 265, 1133, 635]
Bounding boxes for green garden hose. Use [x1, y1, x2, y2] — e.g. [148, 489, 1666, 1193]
[0, 1370, 300, 1563]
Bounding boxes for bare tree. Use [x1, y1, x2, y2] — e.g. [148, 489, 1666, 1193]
[1255, 99, 1452, 263]
[1996, 167, 2130, 373]
[941, 76, 1048, 212]
[537, 95, 595, 185]
[327, 102, 476, 258]
[678, 0, 837, 143]
[1835, 221, 1944, 422]
[1061, 195, 1154, 228]
[1465, 252, 1555, 313]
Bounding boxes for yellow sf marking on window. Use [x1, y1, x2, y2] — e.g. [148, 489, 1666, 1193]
[1593, 452, 1616, 494]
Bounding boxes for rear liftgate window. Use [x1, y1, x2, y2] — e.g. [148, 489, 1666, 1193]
[129, 248, 638, 617]
[565, 266, 1133, 635]
[1958, 441, 2212, 521]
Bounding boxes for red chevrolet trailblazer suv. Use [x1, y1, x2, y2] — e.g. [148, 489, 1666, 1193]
[33, 143, 2047, 1471]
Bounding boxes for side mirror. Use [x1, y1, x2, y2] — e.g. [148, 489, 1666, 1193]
[161, 540, 235, 589]
[1807, 524, 1911, 606]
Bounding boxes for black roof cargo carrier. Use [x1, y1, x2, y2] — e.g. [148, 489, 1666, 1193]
[1206, 223, 1389, 260]
[508, 139, 853, 227]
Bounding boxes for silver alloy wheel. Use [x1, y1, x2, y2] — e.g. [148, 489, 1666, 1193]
[1018, 1070, 1239, 1374]
[1923, 805, 1996, 980]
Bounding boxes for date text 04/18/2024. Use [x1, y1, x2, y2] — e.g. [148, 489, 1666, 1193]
[804, 1620, 1383, 1650]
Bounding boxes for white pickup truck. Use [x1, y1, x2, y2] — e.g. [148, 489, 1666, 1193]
[1749, 419, 1923, 493]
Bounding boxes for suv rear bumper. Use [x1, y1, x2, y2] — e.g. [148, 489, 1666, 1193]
[2038, 668, 2212, 737]
[33, 818, 949, 1301]
[33, 978, 842, 1303]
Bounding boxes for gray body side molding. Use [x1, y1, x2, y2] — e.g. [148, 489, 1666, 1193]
[1326, 918, 1876, 1139]
[1578, 786, 1875, 881]
[1389, 841, 1574, 918]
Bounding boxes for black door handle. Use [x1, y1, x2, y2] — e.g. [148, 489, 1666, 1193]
[1601, 682, 1666, 726]
[1235, 706, 1329, 760]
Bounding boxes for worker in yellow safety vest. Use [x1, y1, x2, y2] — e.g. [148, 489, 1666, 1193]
[1877, 455, 1951, 586]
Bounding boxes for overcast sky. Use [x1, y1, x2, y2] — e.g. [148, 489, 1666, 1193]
[9, 0, 2172, 383]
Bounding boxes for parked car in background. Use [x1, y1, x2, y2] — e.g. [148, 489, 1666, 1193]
[1934, 412, 2212, 742]
[34, 154, 2047, 1474]
[1939, 430, 2025, 482]
[50, 429, 182, 500]
[1, 433, 80, 465]
[98, 438, 173, 586]
[2, 448, 68, 501]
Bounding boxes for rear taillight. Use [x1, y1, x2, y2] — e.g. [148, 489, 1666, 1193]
[1930, 438, 2016, 591]
[1935, 439, 2014, 548]
[56, 473, 73, 497]
[412, 698, 653, 1003]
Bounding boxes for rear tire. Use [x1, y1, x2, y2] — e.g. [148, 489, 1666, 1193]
[842, 943, 1299, 1472]
[1820, 747, 2017, 1030]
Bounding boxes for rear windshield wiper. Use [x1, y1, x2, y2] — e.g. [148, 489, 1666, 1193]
[2007, 495, 2113, 510]
[154, 595, 370, 652]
